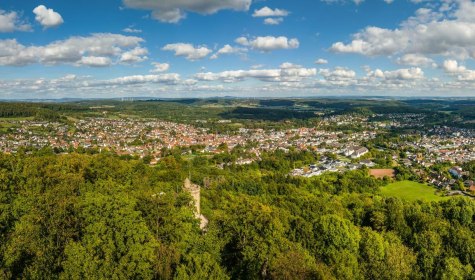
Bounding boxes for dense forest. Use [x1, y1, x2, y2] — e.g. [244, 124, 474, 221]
[1, 150, 474, 279]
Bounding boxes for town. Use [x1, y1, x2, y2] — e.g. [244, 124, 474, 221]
[1, 110, 474, 196]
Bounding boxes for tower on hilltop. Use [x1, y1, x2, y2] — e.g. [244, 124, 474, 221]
[184, 177, 201, 215]
[183, 178, 208, 229]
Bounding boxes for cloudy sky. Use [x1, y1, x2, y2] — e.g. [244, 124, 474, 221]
[1, 0, 475, 99]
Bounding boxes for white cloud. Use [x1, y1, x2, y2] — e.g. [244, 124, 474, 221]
[150, 62, 170, 73]
[251, 64, 264, 69]
[396, 54, 436, 67]
[122, 0, 252, 23]
[106, 74, 180, 85]
[210, 44, 246, 59]
[330, 27, 406, 56]
[316, 67, 358, 87]
[264, 18, 283, 25]
[455, 0, 475, 22]
[183, 79, 198, 86]
[0, 9, 31, 32]
[123, 27, 142, 33]
[315, 58, 329, 64]
[442, 59, 475, 81]
[235, 37, 250, 46]
[330, 1, 475, 59]
[55, 74, 77, 82]
[443, 59, 466, 73]
[79, 56, 112, 67]
[195, 69, 279, 82]
[33, 5, 64, 29]
[313, 66, 428, 91]
[280, 63, 318, 82]
[236, 36, 299, 52]
[368, 68, 385, 79]
[162, 43, 212, 60]
[152, 9, 186, 24]
[0, 33, 146, 67]
[252, 6, 289, 17]
[459, 71, 475, 81]
[194, 63, 316, 83]
[321, 0, 365, 5]
[0, 73, 185, 99]
[120, 47, 148, 63]
[216, 44, 243, 55]
[319, 67, 356, 80]
[2, 62, 475, 98]
[368, 67, 425, 80]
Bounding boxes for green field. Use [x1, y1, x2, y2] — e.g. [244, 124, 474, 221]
[381, 180, 448, 202]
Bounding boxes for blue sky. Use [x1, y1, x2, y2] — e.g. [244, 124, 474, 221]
[1, 0, 475, 99]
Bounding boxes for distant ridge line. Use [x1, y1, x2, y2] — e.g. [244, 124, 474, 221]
[1, 96, 475, 103]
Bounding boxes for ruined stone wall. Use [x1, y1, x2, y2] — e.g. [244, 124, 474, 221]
[184, 178, 200, 214]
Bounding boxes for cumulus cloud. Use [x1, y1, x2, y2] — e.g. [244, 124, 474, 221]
[455, 0, 475, 22]
[330, 27, 407, 56]
[150, 62, 170, 73]
[79, 56, 112, 67]
[252, 6, 289, 17]
[106, 74, 180, 85]
[321, 0, 365, 4]
[313, 67, 358, 88]
[396, 54, 436, 67]
[264, 18, 284, 25]
[0, 33, 146, 67]
[319, 67, 356, 80]
[195, 69, 279, 82]
[2, 62, 473, 98]
[313, 66, 427, 91]
[152, 9, 186, 23]
[33, 5, 64, 29]
[235, 37, 249, 46]
[162, 43, 212, 60]
[0, 72, 186, 99]
[442, 59, 475, 81]
[120, 47, 149, 63]
[0, 9, 31, 32]
[235, 36, 299, 52]
[443, 59, 466, 73]
[315, 58, 329, 64]
[123, 27, 142, 33]
[122, 0, 252, 23]
[280, 63, 318, 82]
[330, 1, 475, 59]
[194, 63, 316, 83]
[210, 44, 247, 59]
[367, 67, 425, 80]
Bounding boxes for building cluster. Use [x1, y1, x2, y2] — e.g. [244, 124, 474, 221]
[343, 146, 369, 158]
[371, 113, 427, 129]
[0, 117, 473, 190]
[0, 118, 376, 160]
[400, 126, 475, 166]
[423, 166, 475, 194]
[291, 156, 375, 177]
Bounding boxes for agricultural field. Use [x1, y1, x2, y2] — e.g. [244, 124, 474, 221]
[381, 180, 449, 202]
[369, 169, 395, 179]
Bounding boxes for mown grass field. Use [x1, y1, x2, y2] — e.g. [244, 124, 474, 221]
[381, 180, 449, 202]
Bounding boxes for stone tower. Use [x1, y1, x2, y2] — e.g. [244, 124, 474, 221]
[184, 178, 208, 229]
